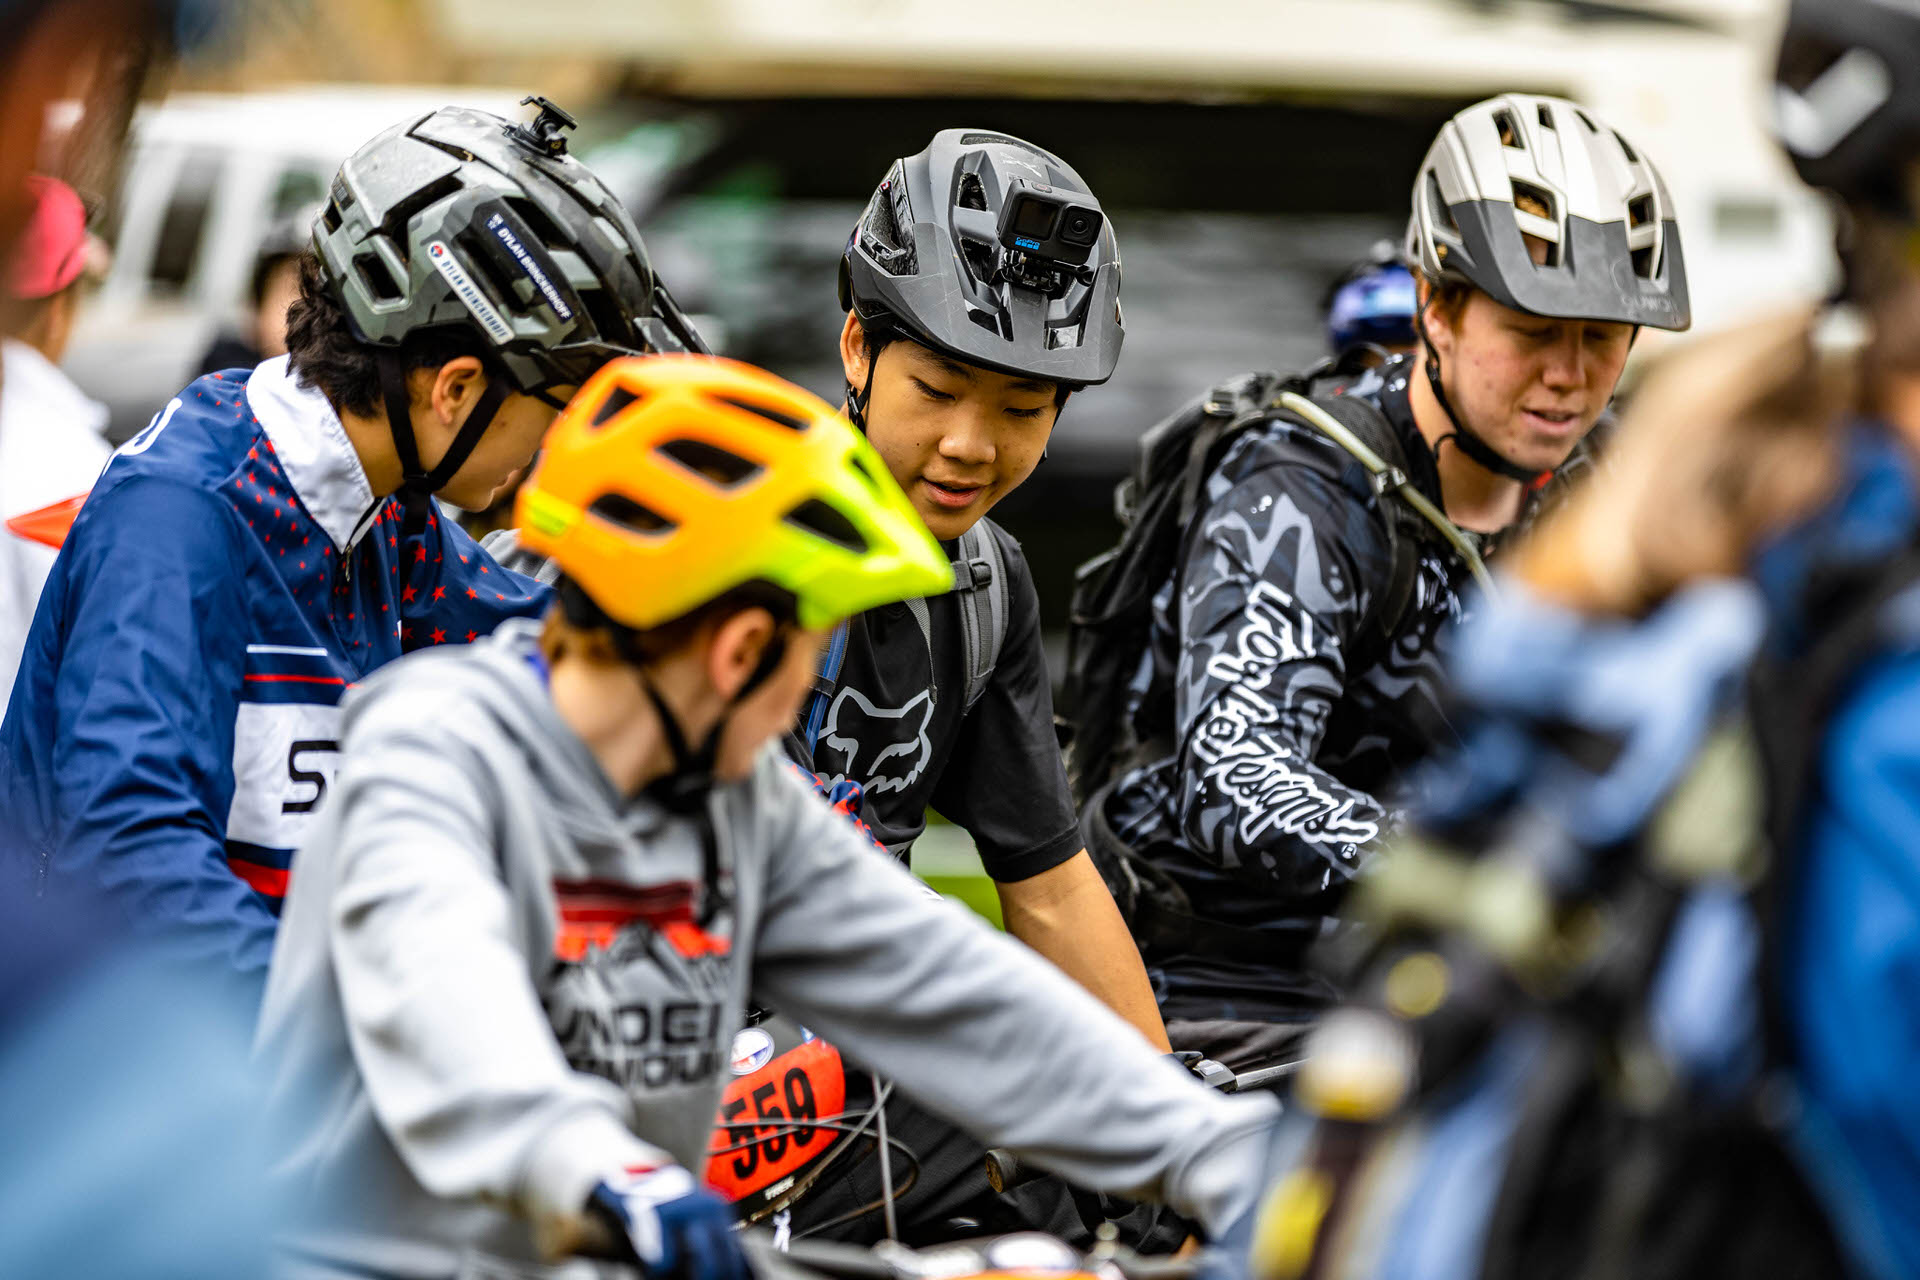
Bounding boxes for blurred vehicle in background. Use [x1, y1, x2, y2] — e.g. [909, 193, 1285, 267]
[64, 84, 524, 442]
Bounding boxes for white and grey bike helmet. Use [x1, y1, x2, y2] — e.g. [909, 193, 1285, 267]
[1405, 94, 1691, 478]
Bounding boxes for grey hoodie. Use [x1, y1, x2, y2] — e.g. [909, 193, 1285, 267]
[255, 620, 1278, 1278]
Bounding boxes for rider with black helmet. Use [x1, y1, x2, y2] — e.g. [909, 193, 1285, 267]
[1087, 94, 1691, 1068]
[0, 99, 688, 995]
[780, 128, 1171, 1242]
[799, 128, 1160, 1044]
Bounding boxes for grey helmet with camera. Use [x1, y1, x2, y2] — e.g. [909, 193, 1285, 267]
[838, 128, 1124, 414]
[1773, 0, 1920, 219]
[312, 96, 704, 518]
[1404, 94, 1691, 480]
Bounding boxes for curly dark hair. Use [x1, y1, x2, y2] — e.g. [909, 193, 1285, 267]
[283, 253, 490, 418]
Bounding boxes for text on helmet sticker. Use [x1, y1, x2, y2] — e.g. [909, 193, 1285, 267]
[427, 240, 513, 344]
[486, 211, 574, 322]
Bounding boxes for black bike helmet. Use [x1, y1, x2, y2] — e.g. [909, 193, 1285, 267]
[313, 96, 704, 520]
[838, 128, 1123, 398]
[1774, 0, 1920, 219]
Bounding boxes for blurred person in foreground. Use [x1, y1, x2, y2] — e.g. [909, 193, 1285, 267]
[0, 100, 684, 1002]
[1, 173, 112, 716]
[1075, 94, 1690, 1070]
[254, 355, 1280, 1280]
[194, 202, 318, 378]
[1243, 6, 1920, 1276]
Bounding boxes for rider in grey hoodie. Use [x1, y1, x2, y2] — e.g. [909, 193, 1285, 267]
[254, 357, 1280, 1280]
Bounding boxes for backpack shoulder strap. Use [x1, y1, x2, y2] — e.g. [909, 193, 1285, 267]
[1274, 389, 1496, 600]
[876, 525, 1011, 717]
[952, 521, 1010, 713]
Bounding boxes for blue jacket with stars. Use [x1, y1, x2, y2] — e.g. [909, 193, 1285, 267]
[0, 358, 548, 994]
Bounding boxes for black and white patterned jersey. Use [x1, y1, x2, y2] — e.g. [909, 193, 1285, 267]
[1100, 358, 1489, 1017]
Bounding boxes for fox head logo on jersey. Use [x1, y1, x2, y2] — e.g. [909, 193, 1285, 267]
[819, 688, 933, 796]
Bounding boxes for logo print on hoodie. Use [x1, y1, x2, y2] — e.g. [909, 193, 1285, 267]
[545, 880, 735, 1093]
[818, 688, 933, 796]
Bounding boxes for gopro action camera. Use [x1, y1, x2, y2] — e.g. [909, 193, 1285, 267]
[995, 178, 1105, 268]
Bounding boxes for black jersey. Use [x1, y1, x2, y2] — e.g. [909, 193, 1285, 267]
[1099, 359, 1483, 1019]
[785, 519, 1081, 883]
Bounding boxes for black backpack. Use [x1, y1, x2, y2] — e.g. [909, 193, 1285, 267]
[1062, 355, 1489, 811]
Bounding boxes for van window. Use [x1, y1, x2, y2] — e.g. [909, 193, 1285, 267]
[148, 147, 224, 295]
[270, 167, 328, 220]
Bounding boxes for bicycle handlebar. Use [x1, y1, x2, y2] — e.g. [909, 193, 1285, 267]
[984, 1055, 1298, 1194]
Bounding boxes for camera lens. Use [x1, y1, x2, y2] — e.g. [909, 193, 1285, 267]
[1061, 209, 1101, 246]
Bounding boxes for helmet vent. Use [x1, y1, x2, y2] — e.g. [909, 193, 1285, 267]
[960, 131, 1033, 151]
[785, 499, 868, 554]
[506, 196, 567, 252]
[321, 200, 344, 235]
[961, 238, 996, 284]
[968, 308, 1010, 339]
[713, 394, 808, 432]
[957, 174, 989, 212]
[1628, 194, 1655, 229]
[860, 182, 915, 277]
[1494, 109, 1523, 148]
[1537, 104, 1557, 131]
[381, 174, 463, 248]
[657, 438, 762, 489]
[1426, 173, 1459, 237]
[850, 452, 887, 495]
[1575, 109, 1600, 133]
[591, 385, 641, 427]
[1613, 131, 1640, 164]
[1632, 244, 1659, 280]
[588, 492, 674, 536]
[355, 251, 403, 304]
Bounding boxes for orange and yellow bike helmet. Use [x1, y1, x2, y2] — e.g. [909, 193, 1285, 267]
[515, 354, 951, 631]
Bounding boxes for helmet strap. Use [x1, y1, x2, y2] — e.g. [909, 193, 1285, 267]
[632, 625, 790, 818]
[844, 345, 880, 434]
[376, 350, 513, 538]
[1415, 294, 1550, 486]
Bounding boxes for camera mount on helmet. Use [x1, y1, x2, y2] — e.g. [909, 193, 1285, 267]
[991, 178, 1105, 295]
[510, 95, 578, 158]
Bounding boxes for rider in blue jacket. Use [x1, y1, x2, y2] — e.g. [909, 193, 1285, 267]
[0, 100, 691, 997]
[1768, 4, 1920, 1269]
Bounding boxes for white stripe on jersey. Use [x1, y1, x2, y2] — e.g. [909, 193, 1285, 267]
[226, 701, 344, 853]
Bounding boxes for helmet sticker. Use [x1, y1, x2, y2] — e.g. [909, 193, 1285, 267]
[427, 240, 513, 344]
[485, 211, 575, 322]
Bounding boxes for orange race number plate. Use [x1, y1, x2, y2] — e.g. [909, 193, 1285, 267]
[704, 1032, 847, 1204]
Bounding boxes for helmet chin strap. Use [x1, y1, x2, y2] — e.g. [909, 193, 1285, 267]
[375, 350, 513, 540]
[1415, 295, 1550, 486]
[843, 344, 880, 433]
[633, 631, 789, 927]
[633, 630, 791, 816]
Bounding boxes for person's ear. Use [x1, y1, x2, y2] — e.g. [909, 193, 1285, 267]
[705, 607, 778, 701]
[1417, 279, 1454, 357]
[839, 312, 869, 392]
[427, 355, 488, 427]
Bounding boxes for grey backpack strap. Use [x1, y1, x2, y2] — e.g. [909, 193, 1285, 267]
[1274, 390, 1496, 597]
[478, 527, 563, 587]
[952, 523, 1010, 712]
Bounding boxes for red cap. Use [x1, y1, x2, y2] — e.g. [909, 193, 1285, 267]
[8, 174, 88, 301]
